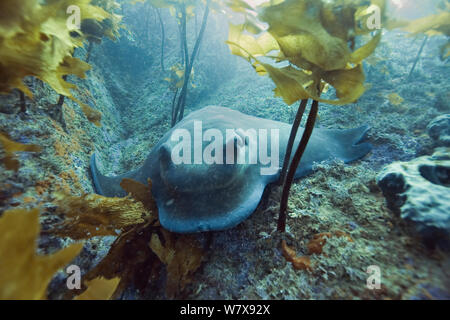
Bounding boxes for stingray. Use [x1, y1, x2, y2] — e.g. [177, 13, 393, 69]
[91, 106, 371, 233]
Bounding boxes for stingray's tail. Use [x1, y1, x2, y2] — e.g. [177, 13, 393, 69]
[90, 153, 129, 197]
[331, 125, 373, 163]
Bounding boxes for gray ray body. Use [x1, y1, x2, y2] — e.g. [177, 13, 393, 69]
[91, 106, 372, 233]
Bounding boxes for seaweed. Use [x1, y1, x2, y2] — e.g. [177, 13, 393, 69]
[281, 231, 353, 272]
[400, 2, 450, 61]
[0, 208, 119, 299]
[1, 174, 203, 299]
[134, 0, 215, 126]
[0, 132, 41, 171]
[149, 229, 204, 298]
[81, 0, 122, 60]
[225, 1, 384, 268]
[165, 63, 197, 119]
[226, 0, 384, 105]
[55, 1, 122, 109]
[73, 277, 120, 300]
[47, 178, 203, 299]
[0, 0, 120, 126]
[50, 192, 153, 240]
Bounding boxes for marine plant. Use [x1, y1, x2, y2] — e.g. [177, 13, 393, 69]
[35, 178, 204, 299]
[0, 208, 120, 299]
[0, 1, 204, 299]
[401, 0, 450, 61]
[0, 0, 120, 126]
[56, 0, 123, 118]
[132, 0, 167, 71]
[156, 7, 166, 72]
[0, 133, 42, 171]
[164, 63, 198, 119]
[399, 0, 450, 78]
[133, 0, 215, 126]
[81, 0, 123, 62]
[0, 173, 203, 299]
[225, 0, 386, 234]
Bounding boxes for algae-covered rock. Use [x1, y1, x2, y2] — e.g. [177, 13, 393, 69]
[433, 90, 450, 112]
[377, 148, 450, 247]
[427, 114, 450, 147]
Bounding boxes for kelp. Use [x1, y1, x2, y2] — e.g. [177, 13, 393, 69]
[164, 63, 196, 90]
[400, 1, 450, 61]
[226, 0, 385, 105]
[0, 0, 119, 125]
[133, 0, 216, 125]
[0, 132, 41, 171]
[225, 1, 383, 252]
[81, 0, 123, 64]
[281, 240, 312, 271]
[1, 178, 200, 299]
[387, 92, 404, 106]
[85, 0, 122, 42]
[73, 277, 120, 300]
[120, 178, 158, 214]
[78, 219, 160, 299]
[50, 192, 153, 240]
[0, 208, 82, 299]
[149, 229, 204, 298]
[281, 231, 353, 271]
[0, 208, 120, 300]
[50, 179, 203, 299]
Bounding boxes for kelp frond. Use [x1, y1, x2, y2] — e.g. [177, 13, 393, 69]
[0, 0, 123, 125]
[226, 0, 386, 105]
[0, 207, 120, 300]
[0, 208, 82, 299]
[0, 132, 41, 171]
[49, 179, 203, 299]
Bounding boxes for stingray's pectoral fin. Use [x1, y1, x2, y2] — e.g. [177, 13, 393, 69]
[90, 153, 133, 197]
[332, 125, 373, 162]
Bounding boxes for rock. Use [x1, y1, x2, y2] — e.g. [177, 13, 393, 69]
[377, 148, 450, 248]
[433, 90, 450, 112]
[427, 114, 450, 147]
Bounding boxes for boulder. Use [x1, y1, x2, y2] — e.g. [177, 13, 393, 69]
[433, 90, 450, 112]
[427, 114, 450, 147]
[377, 148, 450, 248]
